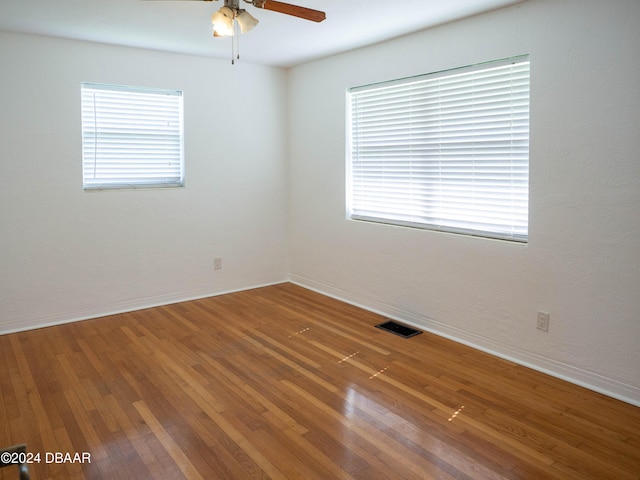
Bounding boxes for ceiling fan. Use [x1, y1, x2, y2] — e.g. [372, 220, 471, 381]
[226, 0, 325, 23]
[148, 0, 326, 63]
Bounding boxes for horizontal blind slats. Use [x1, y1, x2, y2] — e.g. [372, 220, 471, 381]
[348, 56, 529, 241]
[81, 83, 184, 189]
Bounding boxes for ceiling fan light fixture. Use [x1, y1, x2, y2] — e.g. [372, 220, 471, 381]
[211, 6, 234, 37]
[236, 10, 259, 34]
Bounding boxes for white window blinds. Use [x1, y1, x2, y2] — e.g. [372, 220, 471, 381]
[347, 56, 530, 242]
[81, 83, 184, 190]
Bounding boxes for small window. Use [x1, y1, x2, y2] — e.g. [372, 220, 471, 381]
[347, 56, 530, 242]
[81, 83, 184, 190]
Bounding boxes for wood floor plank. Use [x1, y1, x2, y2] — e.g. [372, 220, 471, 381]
[1, 283, 638, 479]
[133, 400, 205, 480]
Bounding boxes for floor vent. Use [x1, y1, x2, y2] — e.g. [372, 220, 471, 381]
[375, 321, 422, 338]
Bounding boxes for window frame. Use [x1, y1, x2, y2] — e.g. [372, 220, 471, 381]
[346, 56, 530, 243]
[81, 82, 185, 191]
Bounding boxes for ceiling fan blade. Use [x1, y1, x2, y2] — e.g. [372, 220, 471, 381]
[257, 1, 326, 23]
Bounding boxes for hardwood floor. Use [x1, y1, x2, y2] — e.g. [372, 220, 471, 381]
[1, 283, 638, 479]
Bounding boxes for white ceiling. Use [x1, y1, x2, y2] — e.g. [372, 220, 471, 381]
[0, 0, 524, 67]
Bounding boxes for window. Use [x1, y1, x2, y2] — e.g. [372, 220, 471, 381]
[81, 83, 184, 190]
[347, 56, 530, 242]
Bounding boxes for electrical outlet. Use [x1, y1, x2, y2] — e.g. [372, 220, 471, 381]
[537, 311, 550, 332]
[213, 257, 222, 270]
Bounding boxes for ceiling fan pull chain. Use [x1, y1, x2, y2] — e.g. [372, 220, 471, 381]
[235, 19, 240, 61]
[231, 19, 236, 64]
[229, 16, 242, 64]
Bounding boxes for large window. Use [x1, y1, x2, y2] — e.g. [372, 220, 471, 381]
[81, 83, 184, 190]
[347, 56, 530, 242]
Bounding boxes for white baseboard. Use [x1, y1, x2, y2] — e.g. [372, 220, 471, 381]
[0, 276, 288, 336]
[290, 274, 640, 407]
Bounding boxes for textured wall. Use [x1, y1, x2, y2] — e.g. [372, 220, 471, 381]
[0, 32, 289, 333]
[287, 0, 640, 404]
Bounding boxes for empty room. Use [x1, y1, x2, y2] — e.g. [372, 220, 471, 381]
[1, 0, 639, 478]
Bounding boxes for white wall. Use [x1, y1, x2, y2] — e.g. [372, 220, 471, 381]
[0, 32, 289, 333]
[288, 0, 640, 405]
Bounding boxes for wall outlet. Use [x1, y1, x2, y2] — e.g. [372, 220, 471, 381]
[213, 257, 222, 270]
[537, 311, 550, 332]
